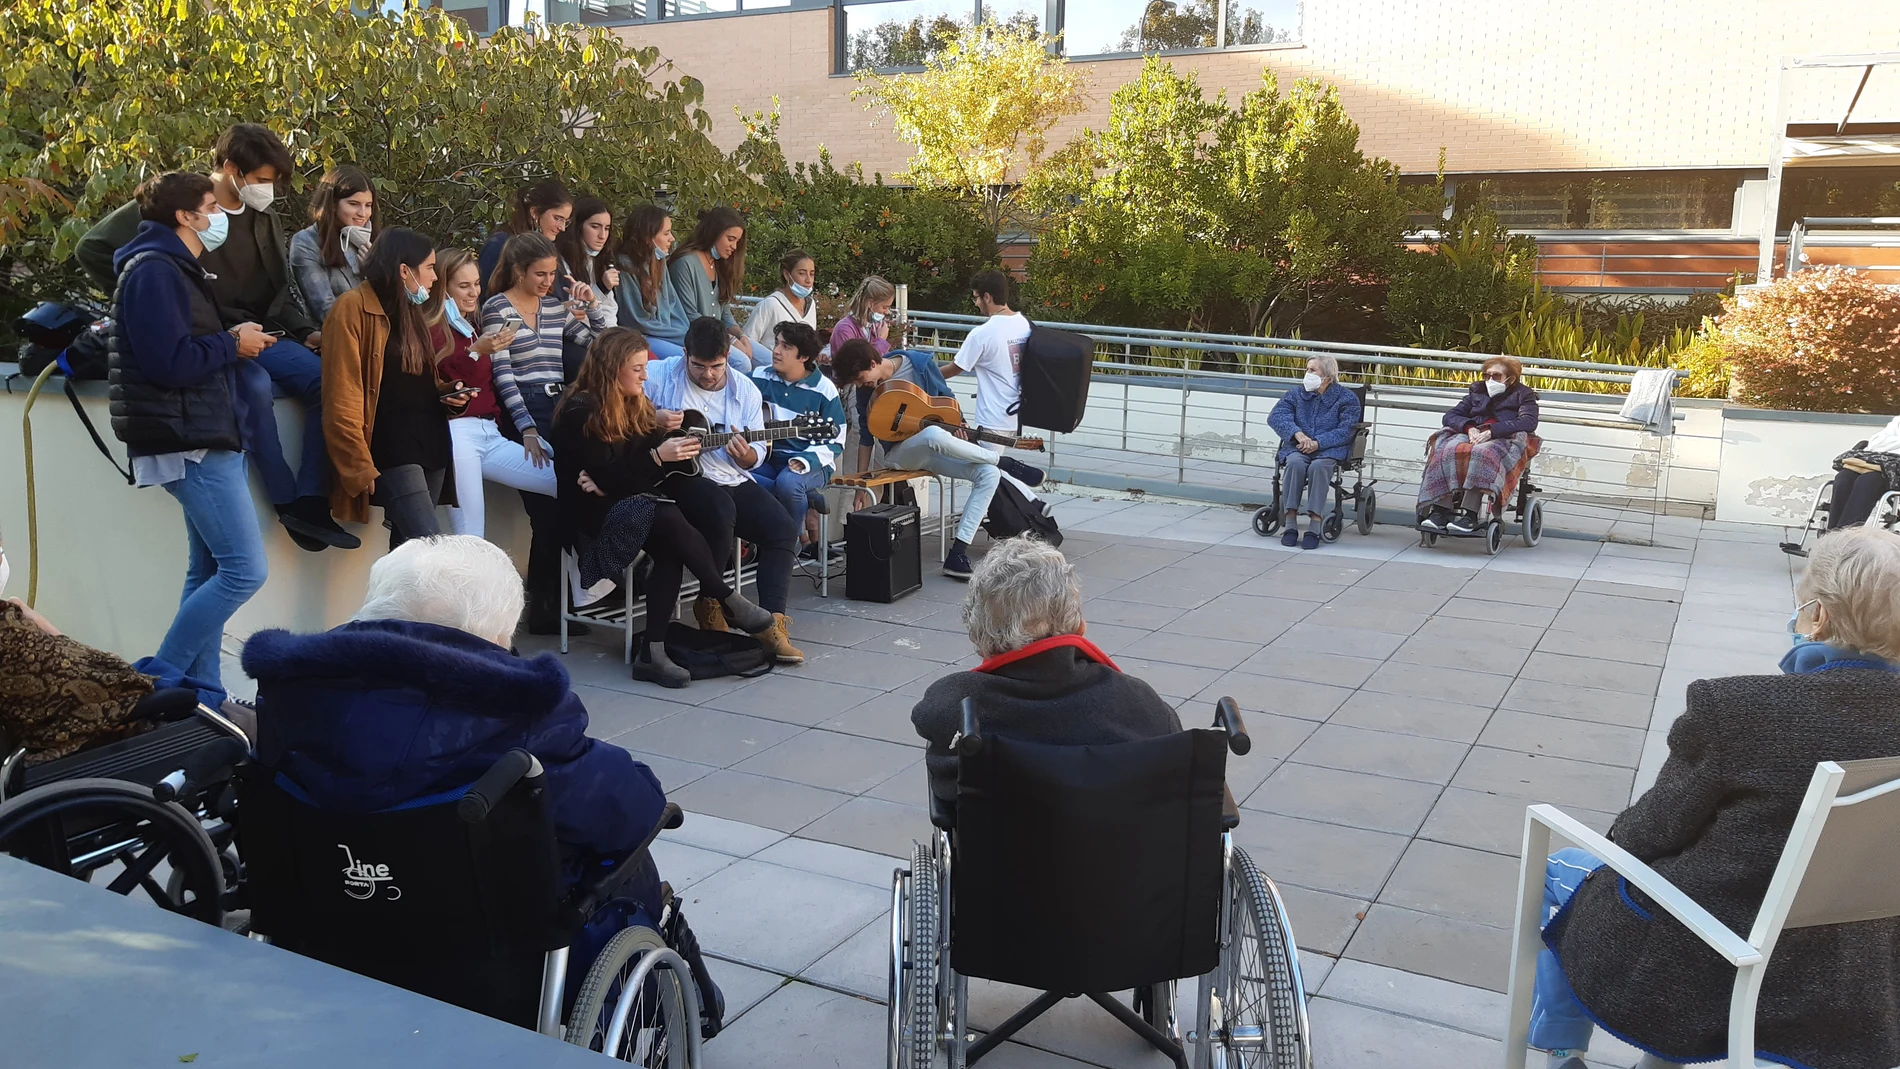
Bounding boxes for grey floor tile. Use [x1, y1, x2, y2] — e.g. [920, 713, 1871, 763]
[1119, 630, 1265, 671]
[1450, 747, 1636, 813]
[1230, 812, 1411, 899]
[699, 959, 790, 1026]
[1167, 592, 1311, 645]
[733, 729, 920, 794]
[687, 860, 890, 976]
[794, 645, 939, 690]
[1278, 882, 1369, 957]
[1291, 723, 1471, 784]
[754, 837, 904, 889]
[628, 748, 720, 793]
[1532, 630, 1670, 667]
[1476, 710, 1645, 767]
[1216, 713, 1318, 798]
[1497, 678, 1655, 728]
[1318, 958, 1507, 1041]
[1110, 565, 1249, 609]
[1068, 543, 1192, 581]
[1378, 840, 1521, 928]
[1245, 762, 1443, 835]
[700, 979, 887, 1069]
[850, 627, 969, 663]
[1418, 787, 1617, 857]
[1071, 621, 1151, 654]
[571, 685, 693, 739]
[1231, 572, 1352, 602]
[1436, 596, 1562, 627]
[797, 912, 889, 999]
[1576, 578, 1685, 602]
[1518, 652, 1661, 697]
[701, 675, 886, 727]
[1360, 660, 1513, 706]
[671, 768, 854, 833]
[1456, 577, 1575, 608]
[818, 690, 928, 748]
[797, 796, 935, 858]
[1386, 633, 1534, 675]
[1298, 602, 1432, 636]
[648, 838, 742, 893]
[1268, 623, 1408, 659]
[663, 812, 787, 857]
[1234, 646, 1384, 688]
[965, 982, 1178, 1068]
[620, 709, 806, 768]
[1343, 903, 1512, 992]
[1323, 585, 1455, 616]
[1308, 995, 1503, 1069]
[1359, 561, 1477, 594]
[1079, 597, 1187, 630]
[1326, 691, 1498, 744]
[787, 610, 896, 649]
[1195, 671, 1357, 723]
[1410, 613, 1546, 650]
[1114, 657, 1227, 700]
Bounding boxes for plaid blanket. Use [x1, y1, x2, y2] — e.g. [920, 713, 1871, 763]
[1417, 430, 1538, 512]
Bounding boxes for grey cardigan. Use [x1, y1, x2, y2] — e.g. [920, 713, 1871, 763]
[911, 643, 1182, 804]
[1548, 669, 1900, 1069]
[288, 225, 362, 323]
[664, 250, 736, 329]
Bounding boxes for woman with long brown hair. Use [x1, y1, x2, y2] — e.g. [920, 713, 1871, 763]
[551, 327, 775, 687]
[289, 166, 377, 321]
[612, 204, 690, 360]
[666, 206, 756, 369]
[477, 177, 572, 299]
[321, 227, 462, 548]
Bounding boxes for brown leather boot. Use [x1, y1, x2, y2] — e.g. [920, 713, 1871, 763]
[751, 613, 804, 665]
[693, 596, 729, 633]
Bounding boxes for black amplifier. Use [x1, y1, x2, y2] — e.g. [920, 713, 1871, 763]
[845, 503, 922, 603]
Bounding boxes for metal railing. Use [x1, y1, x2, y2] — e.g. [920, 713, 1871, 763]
[1785, 217, 1900, 279]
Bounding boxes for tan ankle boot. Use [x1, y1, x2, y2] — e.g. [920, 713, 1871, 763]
[752, 612, 804, 664]
[693, 596, 729, 633]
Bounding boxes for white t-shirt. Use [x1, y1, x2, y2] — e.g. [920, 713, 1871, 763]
[952, 312, 1030, 433]
[743, 290, 818, 349]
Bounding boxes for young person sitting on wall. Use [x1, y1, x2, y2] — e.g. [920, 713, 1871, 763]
[750, 322, 847, 560]
[288, 165, 377, 323]
[612, 204, 692, 361]
[829, 338, 1002, 581]
[641, 317, 804, 664]
[477, 178, 572, 301]
[743, 249, 818, 354]
[665, 208, 757, 372]
[78, 123, 354, 553]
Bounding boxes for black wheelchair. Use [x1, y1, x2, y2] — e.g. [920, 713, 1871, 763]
[889, 697, 1310, 1069]
[1252, 385, 1378, 543]
[236, 748, 713, 1066]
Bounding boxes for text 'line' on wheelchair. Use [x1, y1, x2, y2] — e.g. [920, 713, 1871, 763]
[889, 696, 1311, 1069]
[1252, 385, 1377, 544]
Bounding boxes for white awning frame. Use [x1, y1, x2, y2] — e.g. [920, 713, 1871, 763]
[1758, 53, 1900, 281]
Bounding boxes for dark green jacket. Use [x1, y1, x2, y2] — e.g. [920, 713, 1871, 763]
[75, 197, 317, 341]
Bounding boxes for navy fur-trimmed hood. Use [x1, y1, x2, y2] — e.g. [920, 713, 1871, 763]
[242, 619, 570, 714]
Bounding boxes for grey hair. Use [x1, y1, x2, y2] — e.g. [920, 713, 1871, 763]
[1798, 525, 1900, 662]
[354, 535, 525, 645]
[1307, 354, 1340, 384]
[961, 537, 1085, 658]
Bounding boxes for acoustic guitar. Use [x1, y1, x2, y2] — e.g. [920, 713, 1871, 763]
[864, 380, 1046, 451]
[658, 410, 841, 481]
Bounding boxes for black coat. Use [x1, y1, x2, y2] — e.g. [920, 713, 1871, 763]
[549, 391, 670, 545]
[108, 222, 242, 456]
[911, 638, 1182, 804]
[1548, 669, 1900, 1068]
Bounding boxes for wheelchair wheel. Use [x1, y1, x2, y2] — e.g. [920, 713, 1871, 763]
[1320, 513, 1343, 543]
[908, 841, 947, 1068]
[1355, 491, 1376, 536]
[1484, 521, 1503, 556]
[567, 924, 690, 1067]
[1202, 847, 1311, 1069]
[1251, 507, 1279, 537]
[0, 778, 224, 925]
[1520, 498, 1544, 547]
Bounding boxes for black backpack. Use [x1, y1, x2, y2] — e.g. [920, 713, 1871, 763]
[982, 477, 1063, 548]
[1014, 318, 1093, 433]
[661, 622, 773, 680]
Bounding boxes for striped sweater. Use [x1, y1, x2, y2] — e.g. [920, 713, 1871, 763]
[751, 365, 848, 477]
[481, 292, 610, 437]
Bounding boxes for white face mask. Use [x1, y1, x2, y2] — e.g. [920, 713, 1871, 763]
[1485, 378, 1508, 397]
[340, 224, 373, 253]
[237, 179, 276, 212]
[1302, 372, 1324, 393]
[0, 548, 9, 593]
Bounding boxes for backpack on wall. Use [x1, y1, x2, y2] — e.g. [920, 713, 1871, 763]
[982, 475, 1063, 548]
[1013, 318, 1092, 434]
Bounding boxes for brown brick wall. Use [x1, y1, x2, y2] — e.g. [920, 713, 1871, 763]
[611, 2, 1900, 178]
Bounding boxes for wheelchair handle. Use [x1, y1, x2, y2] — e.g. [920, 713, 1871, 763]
[153, 737, 249, 804]
[458, 749, 542, 823]
[1213, 697, 1251, 756]
[956, 697, 982, 756]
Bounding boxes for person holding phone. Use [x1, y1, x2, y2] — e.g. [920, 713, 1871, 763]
[477, 178, 572, 300]
[483, 232, 613, 632]
[321, 227, 462, 550]
[553, 197, 619, 381]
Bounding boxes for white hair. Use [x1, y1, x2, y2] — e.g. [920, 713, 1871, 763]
[961, 537, 1085, 658]
[1798, 525, 1900, 662]
[1306, 354, 1340, 384]
[354, 535, 525, 645]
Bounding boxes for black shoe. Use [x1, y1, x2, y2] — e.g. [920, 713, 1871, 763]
[997, 456, 1046, 488]
[1446, 511, 1482, 535]
[285, 528, 328, 553]
[277, 496, 360, 550]
[798, 542, 844, 562]
[1419, 506, 1453, 532]
[943, 545, 974, 580]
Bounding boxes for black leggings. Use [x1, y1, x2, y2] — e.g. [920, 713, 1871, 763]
[642, 503, 732, 642]
[1828, 469, 1892, 530]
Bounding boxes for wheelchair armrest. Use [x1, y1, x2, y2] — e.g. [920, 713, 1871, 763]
[132, 687, 202, 723]
[1221, 785, 1239, 830]
[929, 791, 957, 831]
[567, 801, 684, 924]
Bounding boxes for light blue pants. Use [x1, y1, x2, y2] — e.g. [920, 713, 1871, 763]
[1530, 847, 1605, 1052]
[1282, 453, 1337, 519]
[157, 449, 268, 689]
[751, 455, 829, 529]
[883, 425, 1001, 547]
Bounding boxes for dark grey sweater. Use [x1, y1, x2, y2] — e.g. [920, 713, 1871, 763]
[911, 643, 1182, 803]
[1548, 670, 1900, 1068]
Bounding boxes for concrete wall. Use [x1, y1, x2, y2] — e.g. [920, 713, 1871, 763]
[1715, 408, 1895, 525]
[616, 1, 1900, 178]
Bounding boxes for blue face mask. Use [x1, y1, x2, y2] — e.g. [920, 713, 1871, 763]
[654, 246, 668, 261]
[870, 311, 886, 324]
[1788, 598, 1818, 648]
[443, 300, 475, 338]
[710, 246, 723, 261]
[408, 284, 430, 306]
[790, 282, 812, 299]
[194, 209, 229, 253]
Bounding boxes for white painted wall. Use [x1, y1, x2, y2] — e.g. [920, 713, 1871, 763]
[1714, 410, 1894, 525]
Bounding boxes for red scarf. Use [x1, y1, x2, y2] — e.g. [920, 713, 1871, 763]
[974, 633, 1121, 674]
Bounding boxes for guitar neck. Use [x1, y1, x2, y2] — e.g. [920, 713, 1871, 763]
[968, 426, 1029, 448]
[695, 423, 810, 450]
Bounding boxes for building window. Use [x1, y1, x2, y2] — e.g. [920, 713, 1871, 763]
[1777, 166, 1900, 230]
[430, 0, 499, 32]
[664, 0, 791, 13]
[547, 0, 651, 23]
[1061, 0, 1299, 57]
[842, 1, 979, 71]
[1453, 172, 1738, 231]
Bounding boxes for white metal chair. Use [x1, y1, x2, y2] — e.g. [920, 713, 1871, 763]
[1502, 757, 1900, 1069]
[560, 535, 756, 663]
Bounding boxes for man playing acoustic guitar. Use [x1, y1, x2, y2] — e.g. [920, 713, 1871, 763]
[831, 337, 1001, 580]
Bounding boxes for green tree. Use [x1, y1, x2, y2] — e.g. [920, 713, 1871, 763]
[854, 19, 1085, 233]
[1384, 202, 1540, 350]
[1023, 59, 1415, 339]
[0, 0, 752, 311]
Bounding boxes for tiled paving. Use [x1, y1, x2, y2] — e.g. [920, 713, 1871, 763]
[520, 487, 1799, 1068]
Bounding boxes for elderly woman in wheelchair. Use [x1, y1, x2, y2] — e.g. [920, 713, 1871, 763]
[1417, 355, 1545, 551]
[1261, 355, 1365, 550]
[897, 537, 1311, 1069]
[240, 535, 722, 1062]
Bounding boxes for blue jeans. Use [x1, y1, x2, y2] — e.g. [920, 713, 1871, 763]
[1282, 453, 1337, 518]
[1530, 847, 1606, 1052]
[156, 450, 268, 690]
[751, 456, 829, 528]
[883, 425, 1001, 546]
[239, 339, 327, 505]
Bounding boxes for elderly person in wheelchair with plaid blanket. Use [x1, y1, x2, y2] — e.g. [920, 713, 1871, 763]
[1418, 355, 1540, 535]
